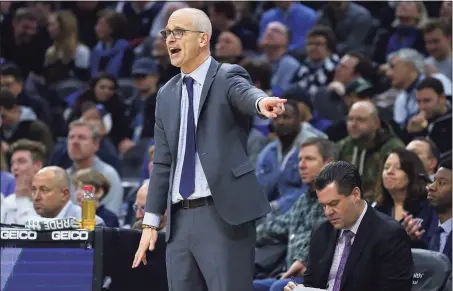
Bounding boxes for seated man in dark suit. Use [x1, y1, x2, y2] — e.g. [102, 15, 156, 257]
[402, 157, 452, 262]
[285, 161, 413, 291]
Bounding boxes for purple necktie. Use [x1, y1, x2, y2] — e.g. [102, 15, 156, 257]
[332, 230, 354, 291]
[179, 76, 196, 199]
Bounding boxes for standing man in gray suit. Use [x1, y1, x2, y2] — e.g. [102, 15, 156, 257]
[132, 7, 287, 291]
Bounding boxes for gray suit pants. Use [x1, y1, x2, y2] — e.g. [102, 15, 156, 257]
[166, 204, 256, 291]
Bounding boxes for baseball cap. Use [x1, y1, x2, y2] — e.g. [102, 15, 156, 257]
[132, 58, 158, 77]
[282, 84, 314, 113]
[345, 77, 373, 97]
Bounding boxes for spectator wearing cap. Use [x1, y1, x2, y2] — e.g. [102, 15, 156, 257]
[67, 72, 133, 151]
[283, 84, 332, 133]
[257, 21, 301, 93]
[73, 168, 119, 227]
[291, 25, 340, 96]
[406, 137, 440, 181]
[259, 1, 317, 52]
[125, 58, 159, 150]
[0, 63, 53, 127]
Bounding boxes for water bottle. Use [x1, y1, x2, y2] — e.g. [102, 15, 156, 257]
[82, 185, 96, 230]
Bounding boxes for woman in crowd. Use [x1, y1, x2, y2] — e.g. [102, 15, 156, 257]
[67, 73, 132, 149]
[91, 9, 135, 78]
[374, 148, 437, 245]
[44, 10, 91, 84]
[73, 167, 119, 227]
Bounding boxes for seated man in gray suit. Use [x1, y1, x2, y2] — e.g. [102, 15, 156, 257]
[31, 166, 104, 225]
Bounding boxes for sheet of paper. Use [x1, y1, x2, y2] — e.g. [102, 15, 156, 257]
[294, 286, 327, 291]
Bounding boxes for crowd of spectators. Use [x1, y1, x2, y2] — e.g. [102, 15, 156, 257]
[0, 1, 451, 291]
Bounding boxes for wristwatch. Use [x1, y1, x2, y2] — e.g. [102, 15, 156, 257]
[142, 224, 158, 231]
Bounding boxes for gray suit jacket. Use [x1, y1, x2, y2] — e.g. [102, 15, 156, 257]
[146, 58, 271, 238]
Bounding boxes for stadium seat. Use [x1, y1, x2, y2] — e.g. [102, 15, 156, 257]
[411, 248, 451, 291]
[53, 78, 83, 100]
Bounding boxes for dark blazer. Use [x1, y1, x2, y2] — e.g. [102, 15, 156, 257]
[146, 58, 272, 241]
[304, 205, 413, 291]
[375, 199, 439, 248]
[413, 213, 452, 262]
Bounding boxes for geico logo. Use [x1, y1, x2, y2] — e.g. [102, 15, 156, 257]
[51, 231, 89, 240]
[0, 230, 38, 240]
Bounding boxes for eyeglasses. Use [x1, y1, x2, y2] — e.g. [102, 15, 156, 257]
[133, 204, 144, 212]
[160, 28, 204, 40]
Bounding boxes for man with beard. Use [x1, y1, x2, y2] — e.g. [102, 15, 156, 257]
[403, 157, 452, 262]
[256, 100, 325, 215]
[337, 101, 404, 202]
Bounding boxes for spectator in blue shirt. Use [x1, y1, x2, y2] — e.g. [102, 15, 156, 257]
[259, 1, 316, 52]
[257, 22, 300, 93]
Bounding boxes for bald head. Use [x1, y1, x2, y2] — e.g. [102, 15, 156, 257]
[171, 8, 212, 36]
[350, 101, 379, 121]
[135, 180, 149, 220]
[260, 21, 290, 48]
[32, 166, 71, 218]
[36, 166, 70, 189]
[347, 101, 381, 141]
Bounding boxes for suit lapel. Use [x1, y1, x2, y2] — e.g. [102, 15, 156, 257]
[170, 76, 182, 158]
[320, 226, 340, 285]
[340, 206, 375, 289]
[197, 59, 219, 118]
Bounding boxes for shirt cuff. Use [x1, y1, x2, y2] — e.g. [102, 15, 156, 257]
[255, 97, 264, 114]
[143, 212, 161, 227]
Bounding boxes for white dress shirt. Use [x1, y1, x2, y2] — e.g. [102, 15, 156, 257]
[326, 202, 368, 291]
[143, 56, 266, 227]
[143, 57, 213, 227]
